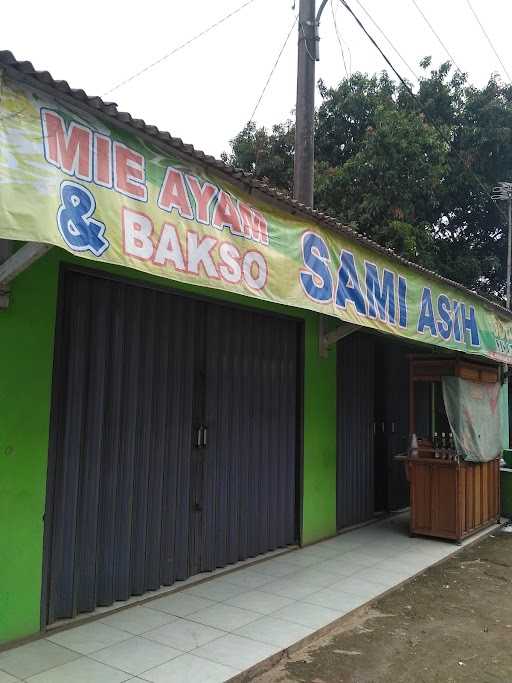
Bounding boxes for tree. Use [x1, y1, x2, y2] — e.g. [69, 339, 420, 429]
[314, 105, 447, 262]
[220, 121, 295, 192]
[223, 61, 512, 302]
[430, 71, 512, 301]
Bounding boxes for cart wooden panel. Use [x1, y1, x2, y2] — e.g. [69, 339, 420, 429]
[407, 354, 501, 542]
[409, 457, 500, 542]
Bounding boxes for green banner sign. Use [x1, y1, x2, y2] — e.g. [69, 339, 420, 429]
[1, 72, 511, 363]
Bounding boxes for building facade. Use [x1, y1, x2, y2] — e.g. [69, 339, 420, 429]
[0, 52, 510, 646]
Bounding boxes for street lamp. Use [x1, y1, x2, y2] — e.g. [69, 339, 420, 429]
[492, 181, 512, 309]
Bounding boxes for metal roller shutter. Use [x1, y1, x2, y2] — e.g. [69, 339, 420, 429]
[192, 303, 299, 572]
[336, 332, 375, 529]
[43, 268, 299, 624]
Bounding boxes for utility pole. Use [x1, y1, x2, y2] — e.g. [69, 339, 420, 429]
[293, 0, 328, 207]
[294, 0, 316, 207]
[492, 182, 512, 308]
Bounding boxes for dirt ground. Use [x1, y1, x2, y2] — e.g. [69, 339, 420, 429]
[254, 528, 512, 683]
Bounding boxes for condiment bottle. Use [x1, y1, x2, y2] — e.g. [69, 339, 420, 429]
[409, 433, 419, 458]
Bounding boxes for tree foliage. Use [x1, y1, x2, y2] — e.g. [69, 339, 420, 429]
[222, 61, 512, 302]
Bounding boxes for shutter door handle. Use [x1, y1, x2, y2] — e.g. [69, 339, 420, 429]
[195, 426, 202, 448]
[202, 426, 208, 448]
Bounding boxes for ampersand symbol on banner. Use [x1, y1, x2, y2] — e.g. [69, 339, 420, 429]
[57, 181, 109, 256]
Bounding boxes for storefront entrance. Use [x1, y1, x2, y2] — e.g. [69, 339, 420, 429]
[42, 267, 301, 625]
[336, 332, 411, 530]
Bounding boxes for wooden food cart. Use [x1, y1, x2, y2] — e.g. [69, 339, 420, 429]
[404, 356, 501, 543]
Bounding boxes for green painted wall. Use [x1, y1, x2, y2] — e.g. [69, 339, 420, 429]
[302, 316, 337, 543]
[0, 249, 337, 644]
[0, 255, 59, 644]
[500, 383, 509, 449]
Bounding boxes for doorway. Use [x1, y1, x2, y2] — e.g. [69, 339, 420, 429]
[43, 267, 301, 625]
[336, 332, 411, 530]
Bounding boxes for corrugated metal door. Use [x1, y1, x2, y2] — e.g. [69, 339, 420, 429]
[45, 269, 299, 624]
[337, 332, 375, 529]
[189, 302, 299, 572]
[385, 343, 410, 510]
[45, 270, 196, 623]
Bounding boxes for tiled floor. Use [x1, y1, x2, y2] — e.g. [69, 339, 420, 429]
[0, 512, 497, 682]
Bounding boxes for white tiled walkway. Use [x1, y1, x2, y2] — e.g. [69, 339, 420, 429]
[0, 513, 496, 682]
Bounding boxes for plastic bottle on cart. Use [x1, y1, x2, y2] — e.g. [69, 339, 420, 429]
[409, 433, 419, 458]
[448, 433, 459, 463]
[433, 432, 439, 458]
[441, 432, 447, 459]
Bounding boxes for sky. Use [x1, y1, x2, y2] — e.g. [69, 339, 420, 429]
[2, 0, 512, 158]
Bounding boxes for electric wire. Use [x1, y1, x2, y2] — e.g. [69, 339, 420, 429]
[339, 0, 415, 97]
[248, 15, 298, 124]
[411, 0, 463, 74]
[102, 0, 258, 97]
[466, 0, 511, 82]
[353, 0, 419, 83]
[299, 21, 317, 62]
[331, 0, 349, 78]
[338, 0, 507, 224]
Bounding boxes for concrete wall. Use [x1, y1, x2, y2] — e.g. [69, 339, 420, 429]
[0, 249, 337, 644]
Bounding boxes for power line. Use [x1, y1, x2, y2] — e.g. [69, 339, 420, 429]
[299, 20, 317, 62]
[331, 0, 349, 78]
[338, 0, 415, 98]
[353, 0, 419, 83]
[338, 0, 507, 224]
[411, 0, 463, 74]
[466, 0, 511, 82]
[248, 15, 298, 124]
[103, 0, 258, 97]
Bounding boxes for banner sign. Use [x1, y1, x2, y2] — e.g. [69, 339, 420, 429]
[1, 72, 512, 363]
